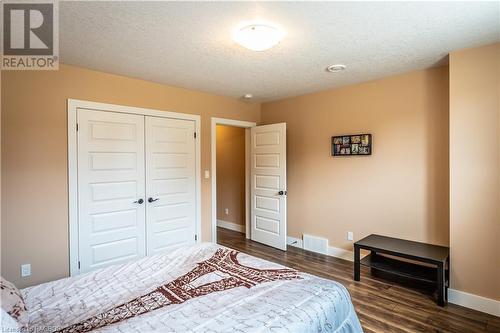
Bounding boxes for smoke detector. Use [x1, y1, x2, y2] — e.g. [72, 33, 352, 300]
[326, 64, 347, 73]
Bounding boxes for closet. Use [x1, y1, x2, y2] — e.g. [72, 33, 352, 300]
[75, 107, 197, 273]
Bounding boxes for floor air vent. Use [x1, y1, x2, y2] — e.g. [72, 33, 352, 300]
[303, 234, 328, 254]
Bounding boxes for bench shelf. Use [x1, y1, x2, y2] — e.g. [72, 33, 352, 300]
[354, 234, 450, 306]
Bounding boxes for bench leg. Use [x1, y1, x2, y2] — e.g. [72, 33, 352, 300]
[354, 246, 360, 281]
[437, 262, 446, 306]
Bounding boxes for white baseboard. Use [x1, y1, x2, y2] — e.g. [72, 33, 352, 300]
[287, 236, 303, 248]
[328, 246, 355, 261]
[217, 220, 245, 233]
[448, 288, 500, 317]
[287, 236, 354, 261]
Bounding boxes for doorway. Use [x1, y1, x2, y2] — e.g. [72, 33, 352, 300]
[216, 124, 247, 238]
[211, 118, 255, 244]
[211, 118, 288, 251]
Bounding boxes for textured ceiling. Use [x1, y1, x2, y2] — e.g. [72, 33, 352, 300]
[60, 1, 500, 101]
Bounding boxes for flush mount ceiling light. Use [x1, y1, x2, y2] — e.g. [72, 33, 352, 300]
[232, 22, 285, 51]
[243, 93, 253, 99]
[326, 64, 347, 73]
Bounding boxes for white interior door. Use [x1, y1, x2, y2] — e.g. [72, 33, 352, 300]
[250, 123, 287, 250]
[145, 116, 196, 255]
[77, 109, 146, 273]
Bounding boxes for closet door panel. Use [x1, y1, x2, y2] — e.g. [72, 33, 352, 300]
[145, 117, 196, 255]
[77, 109, 146, 273]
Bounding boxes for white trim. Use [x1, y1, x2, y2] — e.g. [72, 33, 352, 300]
[328, 246, 354, 262]
[217, 220, 245, 233]
[195, 117, 201, 245]
[245, 129, 251, 240]
[68, 99, 201, 122]
[286, 236, 355, 261]
[67, 99, 79, 276]
[287, 236, 303, 249]
[67, 99, 201, 276]
[210, 117, 256, 244]
[448, 289, 500, 317]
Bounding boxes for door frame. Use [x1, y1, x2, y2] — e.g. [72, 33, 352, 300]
[67, 99, 201, 276]
[210, 117, 256, 243]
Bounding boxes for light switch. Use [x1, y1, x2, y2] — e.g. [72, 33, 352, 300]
[204, 170, 210, 179]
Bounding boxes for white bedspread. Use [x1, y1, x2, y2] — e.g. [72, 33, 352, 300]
[22, 243, 363, 333]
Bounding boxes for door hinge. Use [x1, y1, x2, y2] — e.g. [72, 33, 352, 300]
[195, 234, 198, 241]
[78, 261, 81, 269]
[194, 132, 197, 139]
[76, 123, 79, 131]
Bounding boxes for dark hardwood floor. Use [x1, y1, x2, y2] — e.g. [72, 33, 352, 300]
[217, 227, 500, 333]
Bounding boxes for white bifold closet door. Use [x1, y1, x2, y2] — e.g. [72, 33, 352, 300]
[77, 109, 196, 273]
[77, 109, 147, 273]
[145, 116, 196, 255]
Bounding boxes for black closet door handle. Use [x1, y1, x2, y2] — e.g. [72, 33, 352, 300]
[134, 199, 144, 204]
[148, 197, 159, 203]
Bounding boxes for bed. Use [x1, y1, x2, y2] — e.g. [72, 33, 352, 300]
[21, 243, 363, 332]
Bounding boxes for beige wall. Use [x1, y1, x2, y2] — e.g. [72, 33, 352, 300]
[216, 125, 245, 225]
[1, 64, 260, 288]
[449, 43, 500, 301]
[261, 66, 450, 251]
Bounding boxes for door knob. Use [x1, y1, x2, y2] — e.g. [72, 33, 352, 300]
[134, 198, 144, 204]
[148, 197, 159, 203]
[278, 190, 287, 196]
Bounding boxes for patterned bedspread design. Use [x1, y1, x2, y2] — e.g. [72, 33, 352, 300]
[56, 249, 300, 333]
[22, 243, 363, 333]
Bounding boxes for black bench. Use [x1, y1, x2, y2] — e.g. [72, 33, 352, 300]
[354, 234, 449, 306]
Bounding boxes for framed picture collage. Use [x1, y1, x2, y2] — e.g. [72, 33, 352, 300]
[332, 134, 372, 156]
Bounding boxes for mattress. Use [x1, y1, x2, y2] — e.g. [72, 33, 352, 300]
[22, 243, 363, 332]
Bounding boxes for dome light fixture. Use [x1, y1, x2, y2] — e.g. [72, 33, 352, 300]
[326, 64, 347, 73]
[232, 21, 285, 52]
[243, 93, 253, 99]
